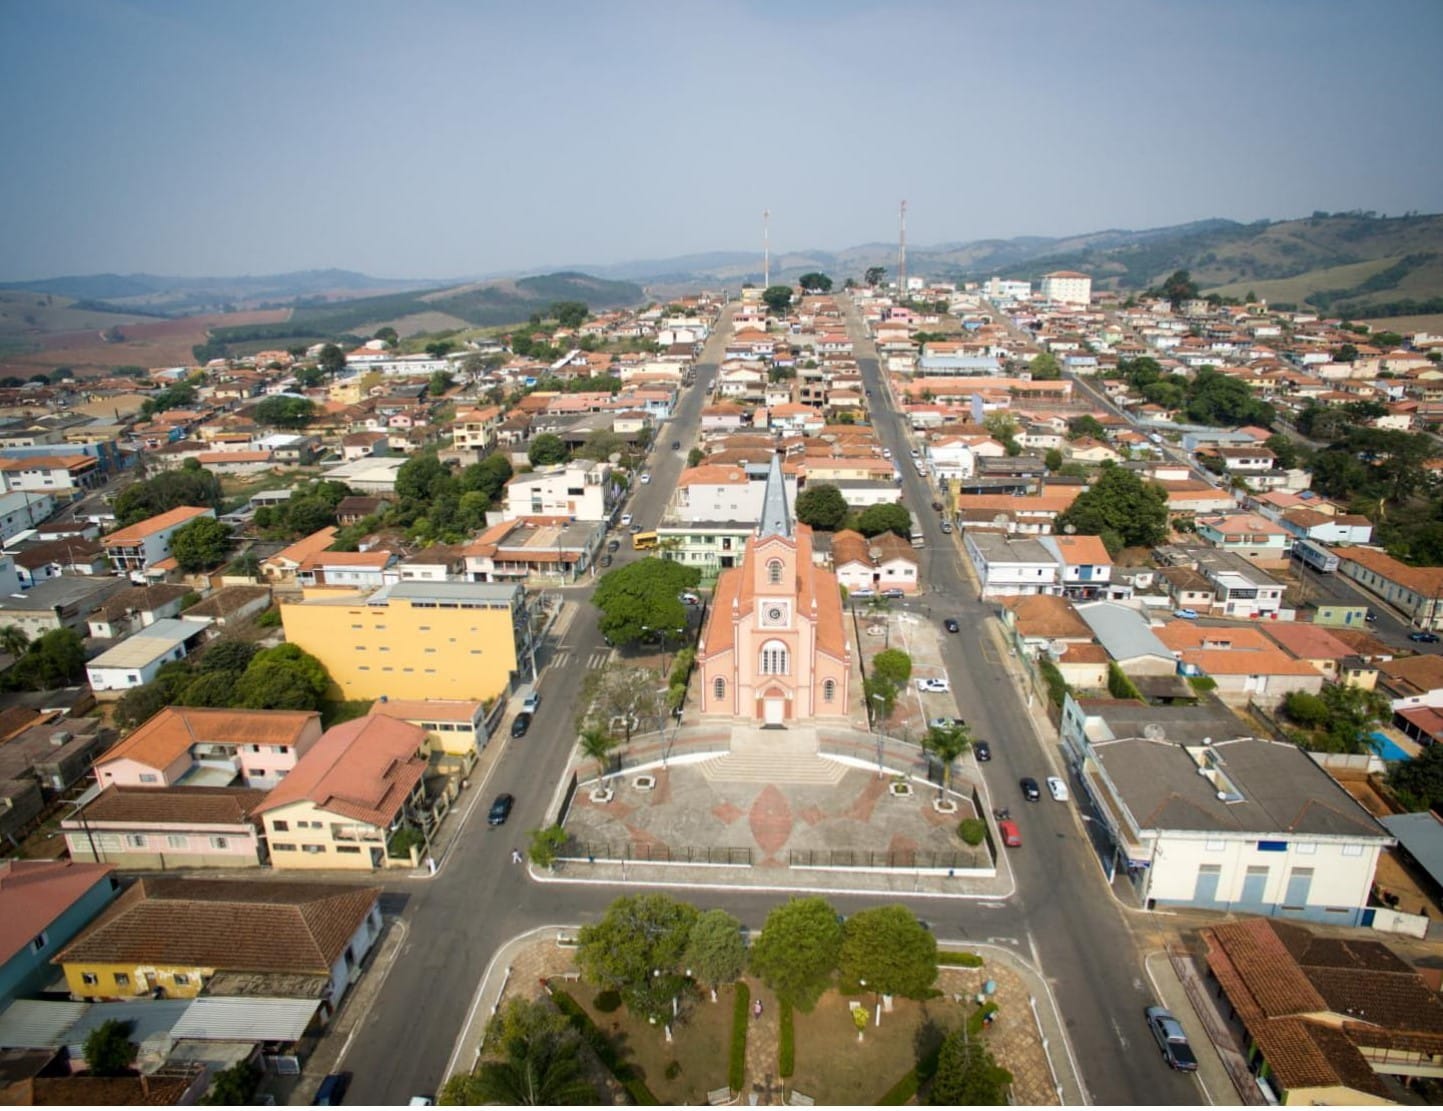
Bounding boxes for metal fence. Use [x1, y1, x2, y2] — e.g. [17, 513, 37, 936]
[788, 848, 982, 871]
[562, 841, 753, 866]
[1165, 944, 1266, 1105]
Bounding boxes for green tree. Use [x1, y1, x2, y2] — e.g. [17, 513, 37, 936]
[798, 272, 833, 293]
[446, 998, 595, 1106]
[318, 343, 346, 375]
[424, 340, 456, 359]
[1185, 367, 1274, 427]
[1028, 351, 1062, 380]
[578, 726, 618, 782]
[113, 466, 223, 526]
[527, 433, 569, 467]
[592, 558, 699, 648]
[1067, 414, 1107, 441]
[687, 447, 705, 467]
[1055, 463, 1169, 553]
[575, 429, 624, 463]
[178, 670, 242, 707]
[253, 396, 315, 428]
[460, 453, 514, 504]
[169, 517, 232, 571]
[864, 674, 898, 722]
[233, 644, 331, 710]
[1388, 741, 1443, 812]
[838, 905, 938, 1000]
[203, 1060, 262, 1105]
[395, 452, 453, 504]
[294, 363, 324, 388]
[551, 301, 590, 329]
[428, 370, 454, 396]
[1044, 448, 1063, 471]
[6, 628, 87, 690]
[685, 909, 747, 1002]
[1160, 269, 1199, 310]
[864, 266, 886, 288]
[928, 1028, 1012, 1105]
[577, 894, 699, 1022]
[113, 675, 184, 728]
[855, 502, 912, 540]
[750, 897, 842, 1011]
[794, 483, 849, 531]
[83, 1019, 138, 1076]
[372, 326, 399, 347]
[761, 285, 794, 314]
[1283, 691, 1328, 728]
[871, 648, 913, 687]
[1264, 433, 1299, 470]
[982, 411, 1019, 446]
[0, 624, 29, 659]
[922, 721, 972, 792]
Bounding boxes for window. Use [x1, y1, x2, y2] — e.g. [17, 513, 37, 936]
[210, 837, 229, 850]
[173, 973, 190, 986]
[760, 641, 789, 675]
[139, 773, 159, 784]
[1296, 842, 1317, 855]
[337, 845, 362, 854]
[31, 932, 47, 952]
[1341, 844, 1364, 857]
[823, 679, 836, 703]
[167, 835, 187, 849]
[271, 819, 289, 832]
[126, 834, 147, 848]
[302, 844, 325, 854]
[1205, 839, 1225, 852]
[114, 973, 130, 986]
[272, 843, 296, 852]
[714, 677, 726, 701]
[767, 559, 784, 585]
[82, 972, 98, 986]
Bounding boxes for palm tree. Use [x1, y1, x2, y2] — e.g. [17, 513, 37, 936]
[471, 1032, 596, 1105]
[0, 625, 28, 660]
[578, 726, 618, 783]
[922, 722, 973, 793]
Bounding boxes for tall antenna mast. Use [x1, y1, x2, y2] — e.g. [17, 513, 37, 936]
[898, 199, 908, 295]
[763, 209, 771, 289]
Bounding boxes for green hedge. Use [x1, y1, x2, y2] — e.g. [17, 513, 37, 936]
[1107, 661, 1143, 701]
[778, 1000, 794, 1078]
[937, 951, 984, 967]
[967, 1001, 999, 1037]
[730, 982, 750, 1092]
[551, 988, 660, 1105]
[956, 818, 987, 846]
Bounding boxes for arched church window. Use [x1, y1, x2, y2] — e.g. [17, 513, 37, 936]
[823, 679, 836, 703]
[714, 677, 726, 702]
[760, 640, 789, 675]
[767, 559, 784, 585]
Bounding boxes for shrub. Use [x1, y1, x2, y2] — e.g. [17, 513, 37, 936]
[1107, 662, 1143, 701]
[1187, 675, 1217, 693]
[255, 609, 281, 628]
[966, 1001, 999, 1037]
[593, 990, 621, 1013]
[551, 989, 659, 1105]
[778, 1000, 794, 1078]
[664, 1061, 682, 1080]
[1037, 657, 1069, 707]
[729, 981, 750, 1092]
[936, 951, 984, 967]
[956, 818, 987, 846]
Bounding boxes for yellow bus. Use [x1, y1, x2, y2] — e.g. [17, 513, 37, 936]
[631, 531, 659, 550]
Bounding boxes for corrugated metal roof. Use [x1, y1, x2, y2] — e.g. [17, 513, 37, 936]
[63, 999, 191, 1052]
[0, 999, 87, 1049]
[170, 996, 320, 1042]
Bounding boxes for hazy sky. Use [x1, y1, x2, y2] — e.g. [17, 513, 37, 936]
[3, 0, 1442, 281]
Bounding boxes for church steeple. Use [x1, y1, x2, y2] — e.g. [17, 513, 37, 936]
[758, 450, 792, 539]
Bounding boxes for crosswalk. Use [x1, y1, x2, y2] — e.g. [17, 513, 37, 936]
[548, 648, 612, 670]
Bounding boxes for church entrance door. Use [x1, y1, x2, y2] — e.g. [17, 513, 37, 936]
[764, 698, 785, 726]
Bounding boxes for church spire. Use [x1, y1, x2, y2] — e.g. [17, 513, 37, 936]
[758, 450, 792, 538]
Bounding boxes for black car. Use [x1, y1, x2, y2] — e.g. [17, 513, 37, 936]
[599, 554, 613, 567]
[510, 712, 533, 738]
[1410, 631, 1441, 643]
[671, 440, 681, 450]
[606, 538, 621, 553]
[975, 741, 991, 762]
[487, 793, 515, 827]
[1145, 1007, 1198, 1072]
[313, 1073, 350, 1106]
[944, 618, 960, 633]
[931, 500, 944, 511]
[1020, 776, 1041, 802]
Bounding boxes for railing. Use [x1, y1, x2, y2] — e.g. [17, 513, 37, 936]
[562, 841, 752, 866]
[788, 848, 983, 870]
[1164, 943, 1266, 1105]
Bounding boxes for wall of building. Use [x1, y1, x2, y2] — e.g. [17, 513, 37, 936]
[263, 799, 388, 871]
[0, 875, 117, 1003]
[62, 826, 263, 869]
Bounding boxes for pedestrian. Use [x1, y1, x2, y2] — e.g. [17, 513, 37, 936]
[753, 999, 762, 1019]
[512, 848, 523, 864]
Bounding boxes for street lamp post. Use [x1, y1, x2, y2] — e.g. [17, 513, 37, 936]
[870, 693, 886, 777]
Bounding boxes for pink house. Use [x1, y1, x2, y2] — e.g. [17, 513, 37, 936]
[94, 707, 323, 791]
[62, 785, 269, 868]
[696, 455, 851, 724]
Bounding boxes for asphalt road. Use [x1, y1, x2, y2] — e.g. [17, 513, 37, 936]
[339, 300, 1203, 1106]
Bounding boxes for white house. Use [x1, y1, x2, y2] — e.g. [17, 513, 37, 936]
[100, 506, 217, 576]
[670, 465, 797, 525]
[501, 460, 615, 522]
[86, 618, 214, 695]
[927, 434, 1004, 481]
[0, 490, 57, 542]
[963, 533, 1059, 599]
[1061, 697, 1390, 926]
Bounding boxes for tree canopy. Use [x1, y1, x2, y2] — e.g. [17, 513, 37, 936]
[592, 558, 699, 648]
[798, 272, 833, 293]
[1184, 367, 1274, 427]
[1028, 351, 1062, 380]
[527, 433, 569, 467]
[442, 998, 596, 1106]
[576, 894, 698, 1022]
[253, 396, 315, 428]
[871, 648, 912, 687]
[928, 1028, 1012, 1105]
[1055, 463, 1169, 554]
[1159, 269, 1199, 310]
[169, 516, 232, 571]
[4, 628, 86, 691]
[864, 266, 886, 288]
[795, 483, 849, 531]
[685, 909, 746, 997]
[318, 344, 346, 375]
[749, 897, 842, 1011]
[1388, 741, 1443, 813]
[551, 301, 590, 329]
[113, 464, 222, 526]
[761, 285, 794, 314]
[83, 1019, 138, 1076]
[855, 502, 912, 540]
[838, 905, 938, 999]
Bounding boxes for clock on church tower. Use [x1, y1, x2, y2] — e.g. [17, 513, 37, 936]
[761, 601, 790, 627]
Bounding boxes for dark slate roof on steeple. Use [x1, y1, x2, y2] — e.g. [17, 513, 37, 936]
[758, 450, 792, 538]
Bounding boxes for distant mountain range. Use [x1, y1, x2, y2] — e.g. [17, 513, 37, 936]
[4, 212, 1440, 336]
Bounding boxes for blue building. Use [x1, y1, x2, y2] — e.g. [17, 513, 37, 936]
[0, 861, 119, 1005]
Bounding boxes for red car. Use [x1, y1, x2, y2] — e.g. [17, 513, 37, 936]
[998, 819, 1022, 848]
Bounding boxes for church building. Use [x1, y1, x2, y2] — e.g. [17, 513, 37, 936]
[696, 453, 851, 724]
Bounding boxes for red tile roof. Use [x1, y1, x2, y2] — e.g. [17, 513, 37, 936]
[0, 860, 115, 967]
[102, 506, 213, 547]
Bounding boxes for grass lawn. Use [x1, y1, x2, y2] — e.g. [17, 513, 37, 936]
[788, 990, 959, 1105]
[574, 983, 735, 1105]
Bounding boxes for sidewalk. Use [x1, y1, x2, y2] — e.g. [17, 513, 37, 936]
[1143, 948, 1254, 1106]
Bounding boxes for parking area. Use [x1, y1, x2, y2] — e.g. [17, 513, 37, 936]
[853, 603, 963, 740]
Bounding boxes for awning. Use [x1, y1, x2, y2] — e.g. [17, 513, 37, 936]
[169, 996, 321, 1043]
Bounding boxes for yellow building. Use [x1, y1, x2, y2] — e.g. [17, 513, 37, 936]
[280, 581, 526, 703]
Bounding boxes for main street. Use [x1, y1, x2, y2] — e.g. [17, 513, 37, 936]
[340, 297, 1202, 1106]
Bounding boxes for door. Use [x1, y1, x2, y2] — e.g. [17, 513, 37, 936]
[764, 698, 785, 726]
[1240, 866, 1269, 906]
[1283, 868, 1313, 909]
[1193, 864, 1221, 905]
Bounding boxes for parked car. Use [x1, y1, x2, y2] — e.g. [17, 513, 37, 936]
[944, 618, 960, 633]
[487, 793, 515, 827]
[882, 448, 892, 459]
[1365, 611, 1378, 623]
[671, 440, 681, 450]
[510, 712, 532, 739]
[679, 592, 701, 605]
[998, 819, 1022, 848]
[931, 500, 944, 511]
[916, 677, 951, 693]
[314, 1073, 351, 1106]
[521, 691, 541, 713]
[620, 513, 633, 527]
[909, 448, 920, 458]
[1145, 1007, 1199, 1072]
[640, 472, 651, 484]
[1046, 775, 1068, 802]
[850, 588, 876, 599]
[607, 538, 621, 553]
[1172, 608, 1199, 619]
[1020, 776, 1041, 802]
[881, 587, 905, 598]
[929, 716, 963, 730]
[974, 740, 992, 762]
[1410, 631, 1441, 643]
[600, 554, 613, 567]
[940, 522, 953, 534]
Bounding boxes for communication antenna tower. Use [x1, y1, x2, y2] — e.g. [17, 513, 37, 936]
[898, 200, 908, 294]
[763, 209, 771, 289]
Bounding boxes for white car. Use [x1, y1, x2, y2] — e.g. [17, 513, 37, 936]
[620, 513, 633, 527]
[915, 677, 951, 694]
[1047, 776, 1069, 802]
[640, 473, 651, 484]
[882, 448, 892, 459]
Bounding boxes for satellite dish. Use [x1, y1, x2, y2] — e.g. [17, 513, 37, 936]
[1046, 640, 1067, 660]
[1142, 723, 1165, 741]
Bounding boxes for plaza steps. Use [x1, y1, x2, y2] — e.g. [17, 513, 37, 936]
[699, 748, 846, 786]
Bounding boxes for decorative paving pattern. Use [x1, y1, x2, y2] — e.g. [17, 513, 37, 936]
[749, 785, 793, 860]
[711, 800, 744, 825]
